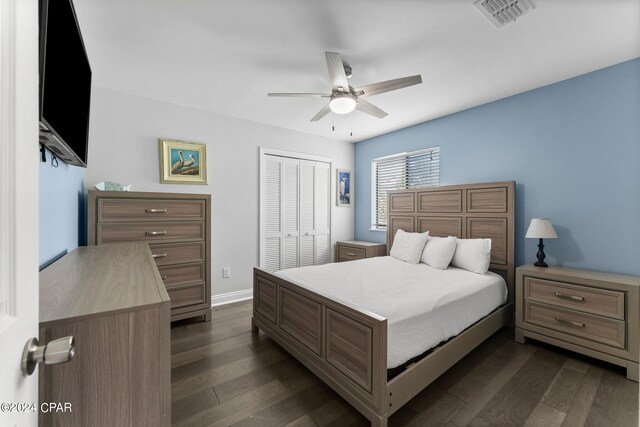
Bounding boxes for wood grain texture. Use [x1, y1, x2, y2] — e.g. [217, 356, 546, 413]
[98, 198, 205, 222]
[466, 187, 508, 213]
[388, 192, 415, 213]
[417, 216, 463, 237]
[39, 243, 169, 324]
[417, 190, 462, 213]
[158, 262, 206, 287]
[336, 241, 386, 262]
[386, 181, 515, 291]
[279, 287, 323, 355]
[40, 244, 170, 426]
[168, 283, 207, 308]
[172, 303, 638, 427]
[88, 190, 212, 322]
[516, 264, 640, 381]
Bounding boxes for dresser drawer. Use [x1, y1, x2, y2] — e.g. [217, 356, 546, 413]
[525, 301, 625, 349]
[337, 245, 366, 261]
[149, 242, 205, 267]
[158, 262, 205, 287]
[168, 283, 206, 309]
[524, 277, 625, 320]
[98, 199, 205, 222]
[98, 222, 205, 244]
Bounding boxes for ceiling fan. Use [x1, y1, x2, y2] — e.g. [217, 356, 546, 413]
[268, 52, 422, 121]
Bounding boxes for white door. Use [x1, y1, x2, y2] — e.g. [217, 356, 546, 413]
[314, 162, 331, 264]
[0, 0, 41, 425]
[281, 157, 299, 269]
[299, 160, 316, 267]
[262, 155, 283, 271]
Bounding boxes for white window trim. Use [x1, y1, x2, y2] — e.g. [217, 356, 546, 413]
[370, 147, 440, 231]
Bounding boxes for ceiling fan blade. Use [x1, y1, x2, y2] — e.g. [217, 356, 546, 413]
[356, 98, 388, 119]
[354, 75, 422, 97]
[310, 104, 332, 121]
[325, 52, 350, 93]
[268, 93, 331, 97]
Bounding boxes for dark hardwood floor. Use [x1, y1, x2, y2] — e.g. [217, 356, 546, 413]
[171, 301, 639, 427]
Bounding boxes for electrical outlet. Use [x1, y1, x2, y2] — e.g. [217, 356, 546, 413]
[222, 267, 231, 278]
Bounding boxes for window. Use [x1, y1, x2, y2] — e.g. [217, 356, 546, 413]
[372, 147, 440, 229]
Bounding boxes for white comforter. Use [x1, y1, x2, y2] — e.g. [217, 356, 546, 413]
[276, 256, 507, 368]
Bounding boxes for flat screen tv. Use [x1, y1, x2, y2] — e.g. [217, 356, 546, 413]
[39, 0, 91, 167]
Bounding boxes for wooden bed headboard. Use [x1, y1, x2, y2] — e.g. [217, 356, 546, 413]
[386, 181, 515, 298]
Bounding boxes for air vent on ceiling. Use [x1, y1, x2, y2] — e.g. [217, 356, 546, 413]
[474, 0, 535, 28]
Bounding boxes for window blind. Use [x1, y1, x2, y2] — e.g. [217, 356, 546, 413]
[373, 147, 439, 229]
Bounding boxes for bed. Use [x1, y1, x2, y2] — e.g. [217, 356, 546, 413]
[252, 181, 515, 426]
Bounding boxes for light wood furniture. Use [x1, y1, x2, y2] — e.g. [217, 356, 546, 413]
[39, 243, 171, 427]
[515, 264, 640, 381]
[252, 181, 515, 427]
[336, 240, 387, 262]
[88, 190, 212, 322]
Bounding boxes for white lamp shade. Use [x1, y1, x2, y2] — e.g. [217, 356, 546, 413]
[329, 95, 356, 114]
[525, 218, 558, 239]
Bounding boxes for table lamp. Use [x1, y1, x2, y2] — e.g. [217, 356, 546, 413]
[525, 218, 558, 267]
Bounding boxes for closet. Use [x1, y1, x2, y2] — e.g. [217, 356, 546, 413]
[261, 154, 331, 272]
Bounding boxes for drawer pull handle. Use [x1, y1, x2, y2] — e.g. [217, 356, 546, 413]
[554, 292, 584, 302]
[555, 316, 585, 328]
[347, 252, 356, 256]
[161, 275, 167, 280]
[146, 231, 167, 236]
[146, 208, 167, 213]
[153, 253, 167, 258]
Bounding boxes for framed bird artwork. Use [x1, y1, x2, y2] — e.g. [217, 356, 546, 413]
[159, 138, 208, 184]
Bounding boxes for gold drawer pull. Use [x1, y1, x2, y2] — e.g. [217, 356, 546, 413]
[152, 253, 167, 258]
[554, 292, 584, 302]
[146, 231, 167, 236]
[555, 316, 585, 328]
[161, 275, 167, 280]
[347, 252, 357, 256]
[146, 208, 167, 213]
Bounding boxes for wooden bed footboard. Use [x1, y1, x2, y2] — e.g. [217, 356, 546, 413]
[253, 267, 390, 425]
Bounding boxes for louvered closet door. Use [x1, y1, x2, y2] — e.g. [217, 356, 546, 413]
[262, 155, 282, 271]
[282, 157, 300, 270]
[314, 162, 331, 265]
[299, 160, 316, 267]
[261, 154, 331, 272]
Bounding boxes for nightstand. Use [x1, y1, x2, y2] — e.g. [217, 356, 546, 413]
[515, 264, 639, 381]
[336, 241, 387, 262]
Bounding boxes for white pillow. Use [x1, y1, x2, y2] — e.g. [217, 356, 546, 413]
[420, 236, 457, 269]
[451, 238, 492, 274]
[390, 229, 429, 264]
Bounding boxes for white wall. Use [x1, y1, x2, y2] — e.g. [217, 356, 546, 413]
[86, 87, 354, 299]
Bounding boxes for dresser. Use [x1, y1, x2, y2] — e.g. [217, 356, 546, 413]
[39, 244, 170, 426]
[515, 264, 639, 381]
[88, 190, 211, 321]
[336, 240, 387, 262]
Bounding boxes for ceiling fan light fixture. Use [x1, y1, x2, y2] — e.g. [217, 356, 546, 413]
[329, 94, 356, 115]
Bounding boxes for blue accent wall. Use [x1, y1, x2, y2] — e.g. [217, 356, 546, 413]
[39, 147, 86, 269]
[355, 59, 640, 276]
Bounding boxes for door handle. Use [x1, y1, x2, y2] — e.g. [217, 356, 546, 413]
[22, 336, 75, 375]
[145, 208, 167, 213]
[146, 231, 167, 236]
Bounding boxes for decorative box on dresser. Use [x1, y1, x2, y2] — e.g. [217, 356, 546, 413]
[515, 264, 639, 381]
[88, 190, 212, 321]
[336, 240, 387, 262]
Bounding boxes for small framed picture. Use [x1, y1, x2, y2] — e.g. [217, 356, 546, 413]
[336, 169, 352, 207]
[159, 138, 207, 184]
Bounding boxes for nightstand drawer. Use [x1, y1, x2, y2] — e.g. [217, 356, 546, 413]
[524, 276, 625, 320]
[338, 245, 366, 261]
[525, 301, 625, 349]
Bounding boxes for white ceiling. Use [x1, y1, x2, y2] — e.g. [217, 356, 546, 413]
[74, 0, 640, 142]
